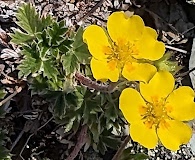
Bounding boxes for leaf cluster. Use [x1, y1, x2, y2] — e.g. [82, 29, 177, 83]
[54, 87, 125, 154]
[11, 3, 90, 91]
[10, 3, 145, 159]
[0, 130, 11, 160]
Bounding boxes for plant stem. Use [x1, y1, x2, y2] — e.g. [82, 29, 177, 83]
[0, 87, 22, 106]
[112, 136, 130, 160]
[66, 125, 88, 160]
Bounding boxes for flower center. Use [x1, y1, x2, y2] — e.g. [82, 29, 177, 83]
[139, 96, 169, 129]
[104, 39, 138, 70]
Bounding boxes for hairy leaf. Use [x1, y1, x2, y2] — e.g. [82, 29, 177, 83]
[46, 20, 68, 47]
[42, 60, 59, 81]
[61, 51, 79, 75]
[18, 56, 41, 78]
[11, 29, 35, 44]
[16, 3, 42, 34]
[73, 27, 91, 64]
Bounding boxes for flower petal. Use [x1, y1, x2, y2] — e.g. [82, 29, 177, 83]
[122, 62, 157, 83]
[90, 58, 119, 82]
[83, 25, 111, 60]
[166, 86, 195, 121]
[119, 88, 146, 123]
[157, 120, 192, 150]
[140, 71, 174, 103]
[130, 121, 158, 149]
[134, 27, 165, 61]
[107, 12, 144, 42]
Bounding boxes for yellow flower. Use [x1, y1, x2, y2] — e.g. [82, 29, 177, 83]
[83, 11, 165, 82]
[119, 71, 195, 150]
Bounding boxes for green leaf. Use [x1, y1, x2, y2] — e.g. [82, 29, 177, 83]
[39, 45, 50, 59]
[22, 44, 40, 59]
[18, 56, 41, 78]
[0, 131, 11, 160]
[74, 86, 87, 109]
[52, 91, 77, 118]
[29, 75, 48, 93]
[61, 51, 79, 75]
[10, 29, 35, 44]
[73, 27, 91, 64]
[101, 136, 120, 150]
[46, 20, 68, 47]
[64, 116, 77, 133]
[74, 45, 91, 64]
[133, 153, 149, 160]
[16, 3, 42, 34]
[41, 15, 54, 28]
[0, 146, 10, 160]
[47, 79, 64, 90]
[17, 44, 43, 78]
[53, 91, 67, 118]
[58, 39, 73, 53]
[73, 27, 85, 49]
[120, 148, 149, 160]
[42, 60, 59, 81]
[97, 140, 107, 155]
[0, 90, 6, 99]
[90, 123, 100, 143]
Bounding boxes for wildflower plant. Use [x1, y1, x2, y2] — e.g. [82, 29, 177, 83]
[83, 11, 195, 152]
[5, 2, 195, 159]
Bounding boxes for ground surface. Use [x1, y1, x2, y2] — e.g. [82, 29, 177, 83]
[1, 0, 195, 159]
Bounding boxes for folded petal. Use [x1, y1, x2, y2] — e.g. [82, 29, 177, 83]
[140, 71, 174, 103]
[83, 25, 111, 60]
[157, 120, 192, 150]
[122, 62, 157, 83]
[134, 27, 165, 61]
[119, 88, 146, 123]
[107, 12, 144, 43]
[166, 86, 195, 121]
[90, 58, 119, 82]
[130, 121, 158, 149]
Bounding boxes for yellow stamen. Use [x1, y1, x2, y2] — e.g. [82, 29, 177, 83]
[141, 96, 170, 129]
[105, 40, 138, 70]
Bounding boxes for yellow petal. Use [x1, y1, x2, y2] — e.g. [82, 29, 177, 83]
[140, 71, 174, 103]
[166, 86, 195, 121]
[157, 120, 192, 150]
[107, 12, 144, 42]
[130, 121, 158, 149]
[119, 88, 146, 123]
[90, 58, 119, 82]
[122, 62, 157, 83]
[134, 27, 165, 61]
[83, 25, 111, 60]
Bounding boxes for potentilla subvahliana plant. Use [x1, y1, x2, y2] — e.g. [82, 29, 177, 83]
[120, 71, 195, 150]
[9, 2, 195, 159]
[83, 11, 165, 83]
[10, 3, 128, 157]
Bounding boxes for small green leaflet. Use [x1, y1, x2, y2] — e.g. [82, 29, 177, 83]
[61, 51, 80, 75]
